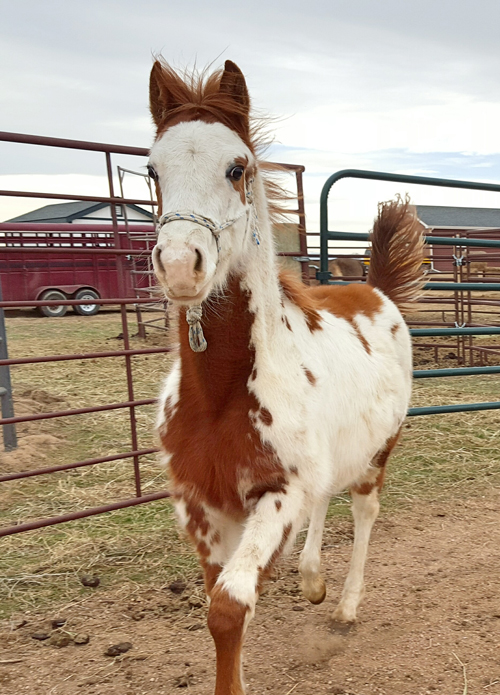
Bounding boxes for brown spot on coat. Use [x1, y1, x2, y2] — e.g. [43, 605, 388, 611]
[353, 325, 371, 354]
[279, 272, 323, 332]
[303, 367, 316, 385]
[185, 499, 210, 537]
[289, 466, 298, 476]
[391, 323, 400, 336]
[197, 540, 211, 558]
[202, 561, 222, 596]
[259, 407, 273, 426]
[275, 499, 282, 511]
[284, 316, 292, 331]
[351, 429, 402, 495]
[264, 522, 292, 571]
[245, 476, 288, 504]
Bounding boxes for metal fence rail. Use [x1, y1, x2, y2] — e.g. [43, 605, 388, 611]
[319, 169, 500, 417]
[0, 295, 170, 538]
[0, 131, 308, 538]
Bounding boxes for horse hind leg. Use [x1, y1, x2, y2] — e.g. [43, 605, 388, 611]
[299, 496, 330, 604]
[332, 430, 400, 623]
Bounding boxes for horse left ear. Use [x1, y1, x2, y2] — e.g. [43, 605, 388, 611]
[219, 60, 250, 114]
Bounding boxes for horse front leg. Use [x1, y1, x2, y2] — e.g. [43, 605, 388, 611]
[174, 497, 243, 599]
[207, 483, 305, 695]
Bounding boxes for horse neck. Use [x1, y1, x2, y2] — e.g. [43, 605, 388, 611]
[177, 172, 285, 408]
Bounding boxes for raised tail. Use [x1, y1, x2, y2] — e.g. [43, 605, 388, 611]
[367, 195, 426, 310]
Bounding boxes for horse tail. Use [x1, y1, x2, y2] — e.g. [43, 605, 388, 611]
[367, 195, 426, 310]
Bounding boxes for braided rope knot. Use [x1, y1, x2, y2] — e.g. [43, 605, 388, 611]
[186, 305, 207, 353]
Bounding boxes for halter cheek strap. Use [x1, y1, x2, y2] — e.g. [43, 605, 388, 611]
[156, 179, 259, 352]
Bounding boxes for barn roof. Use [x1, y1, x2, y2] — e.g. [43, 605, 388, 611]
[417, 205, 500, 229]
[7, 201, 154, 223]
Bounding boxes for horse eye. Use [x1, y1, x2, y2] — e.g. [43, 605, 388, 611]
[147, 165, 158, 182]
[227, 166, 244, 181]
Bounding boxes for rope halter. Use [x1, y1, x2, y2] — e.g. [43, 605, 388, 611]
[156, 178, 259, 352]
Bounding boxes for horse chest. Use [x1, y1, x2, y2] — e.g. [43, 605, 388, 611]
[161, 393, 286, 514]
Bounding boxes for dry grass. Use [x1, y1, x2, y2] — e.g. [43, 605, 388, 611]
[1, 308, 499, 618]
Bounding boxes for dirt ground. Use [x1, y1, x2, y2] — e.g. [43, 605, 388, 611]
[2, 493, 500, 695]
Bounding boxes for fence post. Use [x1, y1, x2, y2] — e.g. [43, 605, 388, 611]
[0, 279, 17, 451]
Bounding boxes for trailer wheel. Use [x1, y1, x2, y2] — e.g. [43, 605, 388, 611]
[39, 290, 68, 318]
[73, 289, 100, 316]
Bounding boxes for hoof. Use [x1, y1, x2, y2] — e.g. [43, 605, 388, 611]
[331, 603, 357, 624]
[301, 577, 326, 605]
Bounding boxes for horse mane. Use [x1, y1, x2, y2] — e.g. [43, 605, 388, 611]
[150, 59, 293, 223]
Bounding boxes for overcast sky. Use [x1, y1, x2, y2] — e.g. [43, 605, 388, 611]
[2, 0, 500, 231]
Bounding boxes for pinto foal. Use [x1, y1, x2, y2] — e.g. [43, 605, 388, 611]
[149, 59, 424, 694]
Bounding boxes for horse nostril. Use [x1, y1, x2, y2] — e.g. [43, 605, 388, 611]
[153, 245, 164, 273]
[194, 248, 203, 273]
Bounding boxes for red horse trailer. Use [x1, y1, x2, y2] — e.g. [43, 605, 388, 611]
[0, 222, 156, 317]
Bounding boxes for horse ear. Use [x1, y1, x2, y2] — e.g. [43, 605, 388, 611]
[219, 60, 250, 113]
[149, 60, 181, 127]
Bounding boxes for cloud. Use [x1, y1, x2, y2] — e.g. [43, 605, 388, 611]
[2, 0, 500, 236]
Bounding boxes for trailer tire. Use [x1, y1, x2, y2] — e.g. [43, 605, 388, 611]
[73, 289, 100, 316]
[39, 290, 68, 318]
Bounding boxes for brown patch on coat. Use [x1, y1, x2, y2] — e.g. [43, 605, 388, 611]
[289, 466, 298, 476]
[353, 325, 371, 354]
[250, 367, 257, 381]
[258, 407, 273, 426]
[279, 271, 323, 332]
[161, 274, 285, 516]
[307, 282, 383, 323]
[264, 522, 293, 573]
[307, 282, 384, 352]
[154, 180, 163, 218]
[197, 540, 211, 558]
[275, 499, 282, 511]
[391, 323, 400, 336]
[202, 561, 222, 596]
[185, 499, 210, 537]
[207, 586, 248, 695]
[227, 156, 253, 205]
[351, 429, 402, 496]
[303, 367, 317, 385]
[284, 316, 292, 331]
[149, 59, 253, 153]
[245, 476, 288, 505]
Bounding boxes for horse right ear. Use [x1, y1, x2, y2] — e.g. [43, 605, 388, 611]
[149, 61, 181, 128]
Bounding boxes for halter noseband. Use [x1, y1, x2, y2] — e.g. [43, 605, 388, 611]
[156, 210, 248, 256]
[156, 179, 259, 352]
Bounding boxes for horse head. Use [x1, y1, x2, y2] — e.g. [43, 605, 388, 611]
[149, 60, 259, 306]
